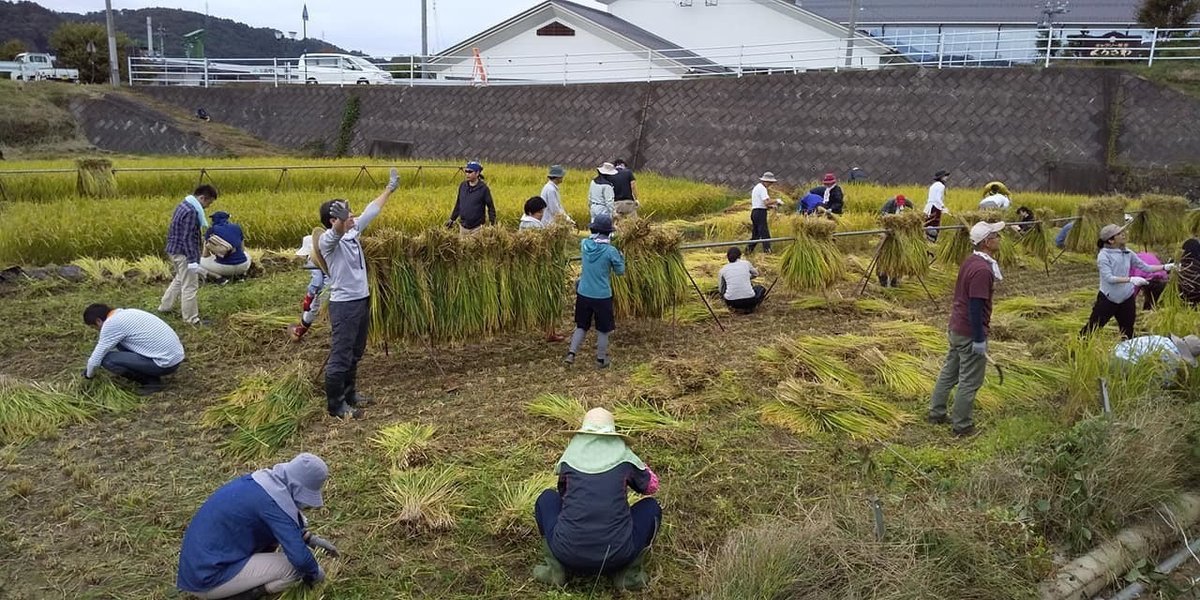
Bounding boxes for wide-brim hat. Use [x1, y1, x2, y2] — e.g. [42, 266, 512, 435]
[294, 234, 314, 257]
[1098, 223, 1129, 243]
[597, 162, 618, 176]
[759, 171, 777, 182]
[548, 164, 566, 178]
[1171, 334, 1200, 367]
[564, 407, 629, 440]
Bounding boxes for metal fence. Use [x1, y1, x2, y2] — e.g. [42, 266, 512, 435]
[128, 26, 1200, 88]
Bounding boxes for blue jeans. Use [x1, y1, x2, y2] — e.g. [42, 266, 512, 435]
[101, 348, 179, 384]
[534, 489, 661, 574]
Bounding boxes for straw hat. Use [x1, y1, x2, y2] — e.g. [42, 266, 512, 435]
[1171, 334, 1200, 367]
[566, 407, 628, 440]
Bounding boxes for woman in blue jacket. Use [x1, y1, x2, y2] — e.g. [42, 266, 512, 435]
[564, 214, 625, 368]
[177, 453, 339, 599]
[200, 211, 251, 280]
[533, 407, 661, 591]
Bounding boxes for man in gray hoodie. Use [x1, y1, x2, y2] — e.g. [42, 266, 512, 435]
[318, 168, 400, 419]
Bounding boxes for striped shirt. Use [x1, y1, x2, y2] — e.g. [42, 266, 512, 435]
[86, 309, 185, 377]
[166, 200, 202, 263]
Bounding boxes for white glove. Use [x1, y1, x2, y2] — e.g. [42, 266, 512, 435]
[187, 262, 203, 275]
[1162, 263, 1176, 272]
[1130, 276, 1149, 287]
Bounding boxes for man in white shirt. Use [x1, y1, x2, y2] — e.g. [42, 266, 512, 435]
[719, 247, 767, 313]
[747, 171, 782, 253]
[540, 165, 574, 227]
[83, 303, 185, 395]
[923, 170, 949, 241]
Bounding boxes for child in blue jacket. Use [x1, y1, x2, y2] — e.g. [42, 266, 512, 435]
[565, 214, 625, 368]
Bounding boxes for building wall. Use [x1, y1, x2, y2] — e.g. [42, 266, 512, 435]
[431, 16, 684, 83]
[135, 68, 1200, 194]
[608, 0, 883, 69]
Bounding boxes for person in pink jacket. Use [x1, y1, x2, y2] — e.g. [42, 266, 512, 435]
[1131, 251, 1170, 310]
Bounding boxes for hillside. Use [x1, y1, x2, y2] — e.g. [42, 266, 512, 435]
[0, 0, 354, 58]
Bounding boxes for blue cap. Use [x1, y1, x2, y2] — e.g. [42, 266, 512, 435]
[589, 214, 614, 234]
[465, 161, 483, 173]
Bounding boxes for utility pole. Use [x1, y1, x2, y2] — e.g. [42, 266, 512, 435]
[146, 16, 153, 57]
[302, 4, 309, 81]
[844, 0, 860, 68]
[420, 0, 428, 79]
[104, 0, 120, 86]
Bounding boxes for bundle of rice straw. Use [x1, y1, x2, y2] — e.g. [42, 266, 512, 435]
[1129, 195, 1189, 250]
[934, 210, 1005, 266]
[610, 218, 689, 319]
[779, 216, 845, 292]
[1064, 196, 1126, 253]
[876, 211, 929, 279]
[76, 158, 117, 198]
[1015, 207, 1055, 269]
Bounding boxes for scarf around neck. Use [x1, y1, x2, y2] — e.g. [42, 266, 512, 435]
[184, 195, 210, 229]
[556, 433, 646, 475]
[251, 464, 304, 526]
[973, 250, 1003, 281]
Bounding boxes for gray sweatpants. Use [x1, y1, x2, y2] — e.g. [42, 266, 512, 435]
[928, 331, 987, 431]
[193, 553, 301, 599]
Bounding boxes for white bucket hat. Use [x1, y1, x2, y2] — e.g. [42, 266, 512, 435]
[759, 171, 778, 183]
[1171, 334, 1200, 367]
[294, 234, 314, 257]
[597, 162, 618, 176]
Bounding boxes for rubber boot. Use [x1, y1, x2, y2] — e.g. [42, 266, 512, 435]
[611, 549, 649, 591]
[325, 374, 360, 419]
[342, 368, 373, 408]
[532, 540, 567, 587]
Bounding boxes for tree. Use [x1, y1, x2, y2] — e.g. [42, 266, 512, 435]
[1137, 0, 1200, 30]
[49, 22, 132, 84]
[0, 38, 26, 61]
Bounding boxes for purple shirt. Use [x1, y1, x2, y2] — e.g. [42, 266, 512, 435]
[166, 201, 201, 263]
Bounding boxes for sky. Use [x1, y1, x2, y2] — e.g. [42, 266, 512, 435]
[30, 0, 609, 56]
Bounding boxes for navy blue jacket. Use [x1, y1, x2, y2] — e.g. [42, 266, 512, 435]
[550, 463, 652, 571]
[206, 214, 248, 265]
[177, 475, 319, 592]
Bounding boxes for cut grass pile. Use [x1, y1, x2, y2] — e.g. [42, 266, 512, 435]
[610, 218, 689, 319]
[0, 158, 730, 264]
[199, 362, 323, 461]
[70, 256, 173, 282]
[524, 393, 687, 437]
[762, 379, 910, 439]
[371, 422, 436, 469]
[363, 225, 573, 344]
[383, 466, 465, 530]
[778, 217, 845, 292]
[0, 376, 140, 444]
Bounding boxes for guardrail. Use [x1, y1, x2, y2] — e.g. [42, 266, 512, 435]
[128, 26, 1200, 87]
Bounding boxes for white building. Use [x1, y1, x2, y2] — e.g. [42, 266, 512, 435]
[427, 0, 896, 84]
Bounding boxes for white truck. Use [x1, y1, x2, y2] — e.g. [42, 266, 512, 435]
[294, 53, 393, 85]
[0, 53, 79, 82]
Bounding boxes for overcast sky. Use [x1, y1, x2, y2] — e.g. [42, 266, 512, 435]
[31, 0, 609, 56]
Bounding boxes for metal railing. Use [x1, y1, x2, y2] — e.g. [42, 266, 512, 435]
[128, 27, 1200, 87]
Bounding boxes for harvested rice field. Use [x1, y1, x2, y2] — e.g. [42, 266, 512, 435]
[1, 159, 1199, 600]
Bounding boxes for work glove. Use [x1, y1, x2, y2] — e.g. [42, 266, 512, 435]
[186, 262, 203, 275]
[307, 565, 326, 586]
[1163, 262, 1176, 272]
[971, 340, 988, 356]
[444, 219, 455, 229]
[306, 533, 340, 557]
[329, 200, 351, 222]
[1130, 276, 1149, 287]
[386, 168, 400, 192]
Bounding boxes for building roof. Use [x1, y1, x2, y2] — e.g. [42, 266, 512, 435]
[796, 0, 1146, 26]
[430, 0, 726, 73]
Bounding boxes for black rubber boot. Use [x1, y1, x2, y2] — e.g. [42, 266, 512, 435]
[342, 369, 373, 408]
[325, 373, 351, 417]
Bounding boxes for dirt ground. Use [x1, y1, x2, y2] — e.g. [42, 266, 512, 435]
[0, 247, 1182, 599]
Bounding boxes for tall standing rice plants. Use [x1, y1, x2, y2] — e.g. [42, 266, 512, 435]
[778, 217, 845, 292]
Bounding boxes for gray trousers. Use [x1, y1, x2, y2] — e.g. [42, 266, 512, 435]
[193, 553, 301, 599]
[327, 297, 370, 378]
[929, 331, 987, 431]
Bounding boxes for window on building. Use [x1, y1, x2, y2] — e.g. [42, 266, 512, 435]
[537, 22, 575, 36]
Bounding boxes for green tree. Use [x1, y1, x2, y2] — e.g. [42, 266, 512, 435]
[49, 22, 132, 84]
[0, 38, 26, 61]
[1137, 0, 1200, 30]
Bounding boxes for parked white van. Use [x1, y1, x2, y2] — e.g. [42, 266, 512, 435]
[295, 53, 393, 85]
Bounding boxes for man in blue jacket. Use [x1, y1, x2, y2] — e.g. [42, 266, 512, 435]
[565, 214, 625, 368]
[177, 453, 339, 600]
[200, 211, 251, 280]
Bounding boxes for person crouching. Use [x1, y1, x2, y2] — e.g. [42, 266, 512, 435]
[533, 408, 661, 591]
[719, 247, 767, 313]
[177, 453, 339, 600]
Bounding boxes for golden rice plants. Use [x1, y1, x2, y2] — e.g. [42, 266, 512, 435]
[612, 400, 686, 435]
[227, 311, 296, 332]
[1189, 209, 1200, 236]
[489, 473, 559, 536]
[857, 348, 934, 400]
[1062, 334, 1169, 421]
[0, 376, 139, 444]
[132, 255, 173, 281]
[610, 219, 689, 319]
[868, 321, 947, 355]
[762, 379, 909, 439]
[1064, 196, 1126, 253]
[876, 211, 930, 279]
[1129, 195, 1189, 250]
[371, 422, 436, 469]
[383, 466, 465, 530]
[200, 362, 322, 461]
[779, 217, 845, 292]
[70, 257, 105, 281]
[75, 158, 117, 198]
[764, 337, 865, 387]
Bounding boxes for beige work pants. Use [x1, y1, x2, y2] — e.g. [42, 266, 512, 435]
[159, 254, 200, 324]
[193, 552, 302, 599]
